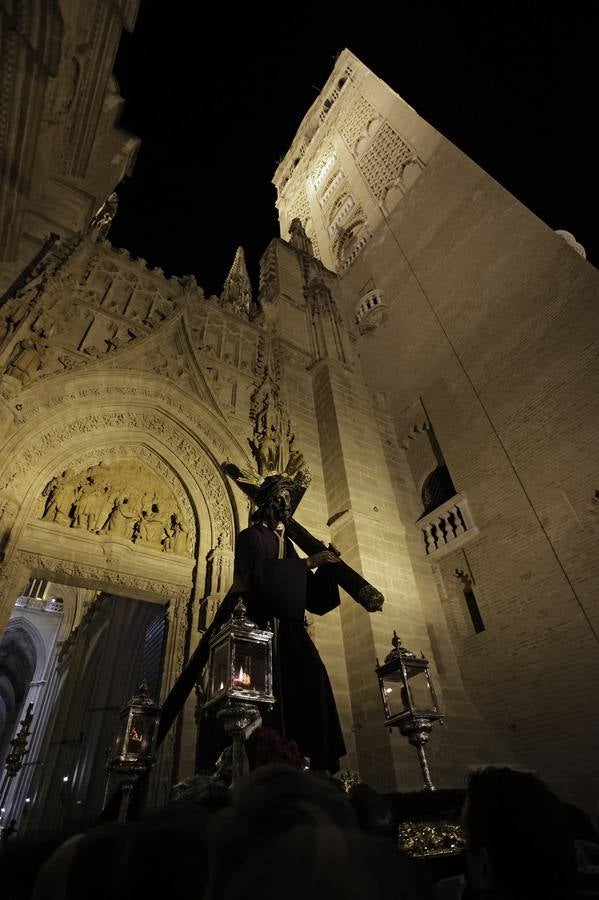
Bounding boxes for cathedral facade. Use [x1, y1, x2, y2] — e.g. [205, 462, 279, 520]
[0, 5, 598, 830]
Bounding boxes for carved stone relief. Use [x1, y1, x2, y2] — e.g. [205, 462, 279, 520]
[2, 321, 52, 385]
[39, 458, 193, 556]
[0, 410, 232, 546]
[186, 304, 260, 377]
[15, 550, 190, 604]
[248, 343, 305, 478]
[0, 238, 202, 387]
[9, 381, 231, 462]
[0, 494, 18, 560]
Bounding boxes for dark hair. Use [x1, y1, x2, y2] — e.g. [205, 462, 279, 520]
[219, 824, 435, 900]
[465, 767, 577, 900]
[245, 726, 303, 770]
[209, 765, 434, 900]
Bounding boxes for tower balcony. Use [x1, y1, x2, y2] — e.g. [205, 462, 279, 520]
[418, 493, 478, 559]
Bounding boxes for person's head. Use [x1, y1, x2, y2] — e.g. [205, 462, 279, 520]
[245, 726, 303, 771]
[217, 824, 435, 900]
[116, 806, 212, 900]
[208, 764, 434, 900]
[463, 767, 577, 900]
[252, 476, 295, 528]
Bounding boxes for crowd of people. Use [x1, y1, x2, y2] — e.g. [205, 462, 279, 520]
[0, 726, 597, 900]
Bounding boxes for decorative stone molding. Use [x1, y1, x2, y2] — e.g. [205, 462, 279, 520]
[10, 378, 231, 461]
[248, 341, 305, 476]
[16, 546, 191, 604]
[355, 290, 388, 335]
[418, 493, 478, 560]
[334, 215, 373, 274]
[311, 147, 337, 190]
[555, 230, 586, 259]
[319, 169, 345, 207]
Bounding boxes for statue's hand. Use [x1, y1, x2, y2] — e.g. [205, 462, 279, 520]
[306, 550, 341, 568]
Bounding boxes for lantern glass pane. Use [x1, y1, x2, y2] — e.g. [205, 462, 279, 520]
[381, 676, 409, 718]
[232, 639, 266, 692]
[127, 713, 150, 756]
[209, 641, 230, 700]
[407, 670, 435, 712]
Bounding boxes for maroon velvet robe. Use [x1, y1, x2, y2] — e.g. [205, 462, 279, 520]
[196, 523, 346, 773]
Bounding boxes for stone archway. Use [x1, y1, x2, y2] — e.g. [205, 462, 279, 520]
[0, 618, 42, 762]
[0, 378, 251, 810]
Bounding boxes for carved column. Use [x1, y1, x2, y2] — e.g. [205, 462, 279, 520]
[0, 556, 29, 633]
[199, 538, 234, 631]
[148, 594, 189, 805]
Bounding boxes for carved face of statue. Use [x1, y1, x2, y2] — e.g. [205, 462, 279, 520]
[272, 488, 292, 525]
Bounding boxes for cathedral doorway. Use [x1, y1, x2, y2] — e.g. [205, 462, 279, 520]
[0, 577, 168, 834]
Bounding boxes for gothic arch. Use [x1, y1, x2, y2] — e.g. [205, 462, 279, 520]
[0, 617, 44, 761]
[0, 372, 254, 628]
[3, 615, 47, 682]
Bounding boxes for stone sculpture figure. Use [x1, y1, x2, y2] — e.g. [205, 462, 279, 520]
[192, 475, 345, 774]
[41, 476, 60, 517]
[73, 481, 106, 532]
[4, 331, 49, 385]
[101, 497, 138, 539]
[43, 471, 78, 525]
[95, 485, 117, 533]
[165, 519, 189, 556]
[253, 425, 280, 476]
[137, 504, 169, 549]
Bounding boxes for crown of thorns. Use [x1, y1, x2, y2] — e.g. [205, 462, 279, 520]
[254, 475, 297, 509]
[221, 464, 309, 515]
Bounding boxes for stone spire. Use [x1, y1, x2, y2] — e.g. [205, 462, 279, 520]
[221, 246, 252, 317]
[288, 218, 314, 257]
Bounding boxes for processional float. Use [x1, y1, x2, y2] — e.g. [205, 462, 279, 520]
[156, 462, 384, 746]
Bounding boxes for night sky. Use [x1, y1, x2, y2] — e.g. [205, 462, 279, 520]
[109, 7, 599, 297]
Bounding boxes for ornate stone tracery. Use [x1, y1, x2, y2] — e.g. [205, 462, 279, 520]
[248, 345, 304, 478]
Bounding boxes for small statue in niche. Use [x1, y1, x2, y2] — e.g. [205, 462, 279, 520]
[0, 311, 22, 349]
[4, 325, 50, 385]
[205, 533, 224, 593]
[0, 496, 18, 561]
[250, 425, 281, 476]
[89, 192, 119, 241]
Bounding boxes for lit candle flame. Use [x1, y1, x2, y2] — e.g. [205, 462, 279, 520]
[234, 665, 251, 687]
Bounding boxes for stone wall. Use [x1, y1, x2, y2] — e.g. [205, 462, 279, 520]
[282, 55, 599, 807]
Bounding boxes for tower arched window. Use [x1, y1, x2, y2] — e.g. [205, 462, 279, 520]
[421, 465, 456, 516]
